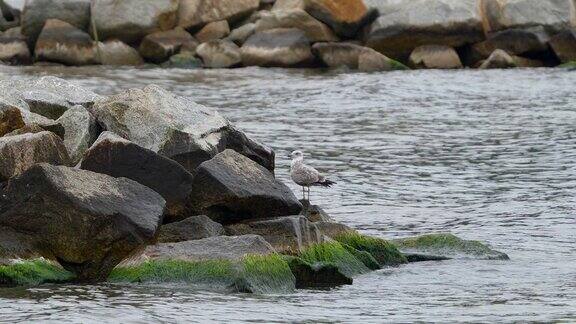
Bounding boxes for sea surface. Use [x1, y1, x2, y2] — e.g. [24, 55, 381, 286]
[0, 66, 575, 323]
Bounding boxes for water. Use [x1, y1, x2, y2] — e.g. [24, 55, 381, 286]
[1, 66, 575, 323]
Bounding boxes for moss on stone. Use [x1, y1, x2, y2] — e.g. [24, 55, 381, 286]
[390, 59, 410, 70]
[0, 259, 74, 286]
[239, 254, 295, 294]
[558, 61, 576, 68]
[340, 243, 381, 270]
[298, 241, 369, 277]
[335, 232, 408, 266]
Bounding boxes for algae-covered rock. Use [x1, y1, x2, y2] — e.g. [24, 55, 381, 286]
[392, 233, 509, 260]
[283, 256, 352, 289]
[335, 232, 407, 267]
[0, 259, 74, 287]
[299, 241, 369, 277]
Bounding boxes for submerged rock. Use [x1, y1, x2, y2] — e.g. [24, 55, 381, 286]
[196, 39, 241, 68]
[157, 215, 225, 243]
[408, 45, 463, 69]
[56, 105, 99, 165]
[178, 0, 259, 29]
[34, 19, 98, 66]
[284, 256, 352, 289]
[241, 28, 313, 67]
[163, 52, 202, 68]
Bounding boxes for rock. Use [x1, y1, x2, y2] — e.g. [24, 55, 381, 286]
[3, 123, 44, 137]
[21, 0, 91, 48]
[392, 233, 509, 260]
[481, 26, 550, 56]
[89, 85, 274, 173]
[91, 0, 179, 44]
[284, 256, 352, 289]
[272, 0, 305, 11]
[139, 28, 198, 63]
[34, 19, 98, 66]
[226, 23, 256, 45]
[359, 47, 409, 72]
[0, 164, 166, 280]
[479, 49, 516, 69]
[550, 30, 576, 63]
[0, 27, 30, 64]
[312, 221, 355, 239]
[189, 149, 302, 223]
[312, 42, 407, 71]
[162, 52, 202, 68]
[365, 0, 483, 61]
[0, 104, 24, 136]
[97, 40, 144, 66]
[157, 215, 225, 243]
[194, 20, 230, 43]
[255, 9, 338, 42]
[196, 39, 241, 68]
[56, 105, 99, 164]
[0, 0, 20, 32]
[226, 216, 318, 252]
[21, 90, 72, 120]
[80, 132, 196, 223]
[17, 110, 65, 138]
[408, 45, 463, 69]
[241, 28, 313, 67]
[178, 0, 260, 29]
[0, 131, 70, 181]
[300, 200, 333, 222]
[512, 56, 544, 68]
[304, 0, 377, 39]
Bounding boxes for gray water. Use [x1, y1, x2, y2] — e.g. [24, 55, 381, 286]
[0, 66, 575, 323]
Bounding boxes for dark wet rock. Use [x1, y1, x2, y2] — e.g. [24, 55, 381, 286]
[189, 150, 302, 223]
[34, 19, 98, 66]
[312, 221, 355, 239]
[56, 105, 99, 164]
[0, 104, 24, 136]
[391, 233, 509, 260]
[194, 20, 230, 43]
[304, 0, 377, 39]
[284, 256, 352, 289]
[89, 85, 274, 173]
[22, 90, 72, 120]
[409, 45, 463, 69]
[550, 30, 576, 64]
[300, 200, 333, 222]
[139, 28, 198, 63]
[80, 132, 196, 223]
[178, 0, 259, 29]
[162, 52, 202, 68]
[480, 26, 551, 56]
[241, 28, 313, 67]
[0, 0, 20, 32]
[97, 40, 144, 66]
[157, 215, 225, 243]
[0, 27, 30, 64]
[91, 0, 179, 44]
[0, 164, 165, 281]
[226, 23, 256, 45]
[255, 9, 337, 42]
[196, 39, 241, 68]
[0, 131, 70, 181]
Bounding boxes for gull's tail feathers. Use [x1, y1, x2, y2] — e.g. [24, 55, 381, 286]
[316, 179, 336, 187]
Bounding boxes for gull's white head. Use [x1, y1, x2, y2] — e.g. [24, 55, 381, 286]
[290, 150, 304, 160]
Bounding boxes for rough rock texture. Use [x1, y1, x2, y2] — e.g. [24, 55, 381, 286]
[80, 132, 196, 223]
[196, 39, 241, 68]
[226, 23, 256, 45]
[312, 42, 364, 69]
[0, 131, 70, 181]
[56, 105, 99, 165]
[409, 45, 463, 69]
[0, 104, 24, 136]
[4, 123, 44, 137]
[359, 47, 409, 72]
[0, 27, 30, 64]
[16, 110, 65, 138]
[550, 30, 576, 63]
[365, 0, 483, 61]
[479, 49, 517, 69]
[89, 85, 274, 173]
[178, 0, 260, 29]
[0, 1, 20, 32]
[34, 19, 98, 66]
[91, 0, 179, 44]
[312, 221, 355, 239]
[139, 28, 198, 63]
[255, 9, 338, 42]
[272, 0, 305, 11]
[97, 40, 144, 66]
[163, 52, 202, 68]
[189, 150, 302, 223]
[226, 216, 319, 252]
[21, 90, 72, 120]
[241, 28, 313, 67]
[285, 256, 352, 288]
[194, 20, 230, 43]
[481, 26, 550, 55]
[300, 200, 333, 222]
[21, 0, 91, 48]
[0, 164, 166, 281]
[157, 215, 225, 243]
[304, 0, 377, 38]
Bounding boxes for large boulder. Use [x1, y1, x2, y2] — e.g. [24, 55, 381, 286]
[80, 132, 196, 223]
[284, 256, 352, 288]
[226, 23, 256, 46]
[408, 45, 463, 69]
[241, 28, 314, 67]
[91, 0, 179, 44]
[304, 0, 377, 39]
[56, 105, 99, 164]
[0, 27, 30, 64]
[0, 164, 166, 281]
[365, 0, 483, 61]
[162, 51, 202, 68]
[255, 9, 338, 42]
[358, 47, 409, 72]
[550, 30, 576, 63]
[189, 150, 302, 223]
[0, 0, 20, 32]
[34, 19, 98, 66]
[89, 85, 274, 173]
[21, 89, 72, 120]
[178, 0, 260, 29]
[479, 26, 551, 56]
[312, 221, 356, 239]
[21, 0, 91, 48]
[139, 28, 198, 63]
[313, 42, 408, 71]
[194, 20, 230, 43]
[196, 39, 241, 68]
[0, 104, 24, 136]
[0, 131, 70, 181]
[97, 40, 144, 66]
[157, 215, 225, 243]
[478, 49, 542, 69]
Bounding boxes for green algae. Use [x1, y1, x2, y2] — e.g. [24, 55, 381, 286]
[390, 59, 410, 70]
[335, 232, 408, 266]
[238, 254, 295, 294]
[558, 61, 576, 68]
[298, 241, 370, 277]
[0, 259, 74, 286]
[340, 243, 381, 270]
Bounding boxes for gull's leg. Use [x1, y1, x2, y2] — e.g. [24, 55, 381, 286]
[302, 187, 305, 200]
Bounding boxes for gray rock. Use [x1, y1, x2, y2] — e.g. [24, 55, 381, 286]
[157, 215, 225, 243]
[241, 28, 313, 67]
[0, 0, 20, 32]
[22, 90, 72, 120]
[272, 0, 304, 11]
[300, 200, 333, 222]
[480, 26, 551, 56]
[0, 104, 24, 136]
[162, 52, 202, 68]
[304, 0, 377, 38]
[97, 40, 144, 66]
[479, 49, 517, 69]
[17, 109, 65, 138]
[178, 0, 259, 29]
[311, 221, 356, 240]
[226, 23, 256, 45]
[34, 19, 97, 66]
[196, 39, 241, 68]
[284, 256, 352, 289]
[255, 9, 338, 42]
[89, 85, 274, 173]
[56, 105, 99, 164]
[189, 150, 302, 223]
[313, 42, 364, 69]
[139, 27, 198, 63]
[358, 47, 409, 72]
[0, 131, 70, 181]
[194, 20, 230, 43]
[0, 27, 30, 64]
[0, 164, 166, 281]
[3, 123, 44, 137]
[408, 45, 463, 69]
[550, 30, 576, 63]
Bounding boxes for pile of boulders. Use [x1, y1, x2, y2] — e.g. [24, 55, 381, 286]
[8, 0, 574, 70]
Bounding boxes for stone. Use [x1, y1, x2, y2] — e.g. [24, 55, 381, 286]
[0, 131, 70, 181]
[97, 40, 144, 66]
[550, 30, 576, 63]
[312, 221, 355, 239]
[0, 164, 166, 280]
[21, 0, 91, 48]
[0, 104, 24, 136]
[34, 19, 98, 66]
[56, 105, 99, 165]
[3, 123, 44, 137]
[80, 132, 196, 223]
[139, 28, 198, 63]
[226, 23, 256, 45]
[300, 200, 333, 222]
[408, 45, 463, 69]
[157, 215, 225, 243]
[89, 85, 274, 173]
[255, 9, 338, 42]
[194, 20, 230, 43]
[479, 49, 517, 69]
[512, 56, 544, 68]
[0, 0, 20, 32]
[189, 150, 302, 223]
[162, 52, 202, 68]
[312, 42, 364, 69]
[272, 0, 304, 11]
[0, 27, 30, 64]
[284, 256, 352, 289]
[241, 28, 313, 67]
[21, 90, 72, 120]
[196, 39, 241, 68]
[178, 0, 260, 29]
[304, 0, 378, 38]
[365, 0, 483, 61]
[17, 110, 65, 138]
[481, 26, 551, 55]
[359, 47, 409, 72]
[91, 0, 179, 44]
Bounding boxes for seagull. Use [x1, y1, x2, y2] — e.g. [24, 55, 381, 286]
[289, 150, 335, 202]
